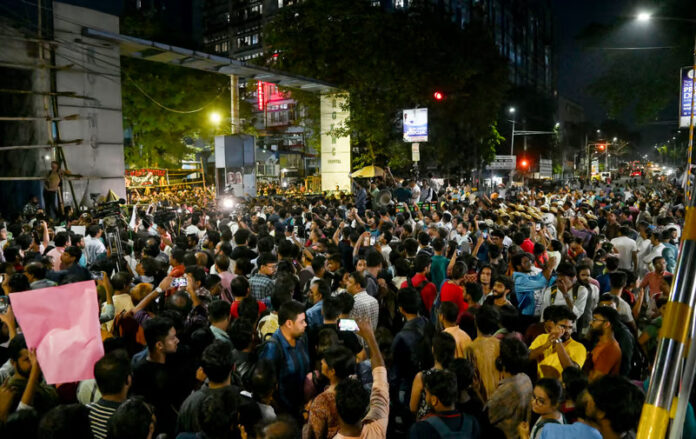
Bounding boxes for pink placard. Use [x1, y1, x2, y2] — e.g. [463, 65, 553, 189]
[9, 281, 104, 384]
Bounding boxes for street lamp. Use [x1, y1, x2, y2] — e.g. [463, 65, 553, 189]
[209, 112, 222, 125]
[637, 11, 652, 22]
[508, 107, 517, 186]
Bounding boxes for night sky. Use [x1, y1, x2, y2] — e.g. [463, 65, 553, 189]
[555, 0, 683, 154]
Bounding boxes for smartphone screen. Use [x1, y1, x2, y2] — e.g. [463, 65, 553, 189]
[338, 319, 359, 332]
[535, 223, 541, 231]
[294, 226, 299, 234]
[0, 296, 9, 313]
[172, 277, 188, 288]
[370, 236, 376, 246]
[482, 231, 488, 239]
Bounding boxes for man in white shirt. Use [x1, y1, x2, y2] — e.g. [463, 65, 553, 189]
[639, 231, 665, 274]
[409, 180, 421, 205]
[610, 226, 638, 272]
[84, 225, 107, 266]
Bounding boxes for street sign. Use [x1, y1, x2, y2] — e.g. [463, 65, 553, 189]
[539, 159, 552, 178]
[411, 143, 420, 162]
[403, 108, 428, 142]
[486, 155, 516, 170]
[680, 66, 694, 128]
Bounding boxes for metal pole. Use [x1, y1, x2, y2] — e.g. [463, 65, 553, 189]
[687, 34, 696, 203]
[665, 33, 696, 439]
[509, 119, 515, 186]
[637, 74, 696, 439]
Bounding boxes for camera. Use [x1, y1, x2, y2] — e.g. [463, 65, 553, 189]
[154, 208, 177, 226]
[93, 199, 125, 219]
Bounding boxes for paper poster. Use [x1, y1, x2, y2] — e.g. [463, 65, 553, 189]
[9, 281, 104, 384]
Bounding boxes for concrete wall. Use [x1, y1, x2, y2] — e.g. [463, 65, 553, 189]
[53, 1, 126, 204]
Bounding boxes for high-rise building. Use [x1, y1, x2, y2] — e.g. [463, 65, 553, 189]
[204, 0, 553, 93]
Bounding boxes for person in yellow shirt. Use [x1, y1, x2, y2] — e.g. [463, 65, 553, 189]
[529, 305, 586, 379]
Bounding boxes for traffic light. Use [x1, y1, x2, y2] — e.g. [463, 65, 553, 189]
[597, 144, 606, 152]
[521, 159, 528, 168]
[433, 91, 444, 101]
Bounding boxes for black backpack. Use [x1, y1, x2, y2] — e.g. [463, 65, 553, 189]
[425, 414, 477, 438]
[404, 317, 435, 372]
[407, 276, 431, 318]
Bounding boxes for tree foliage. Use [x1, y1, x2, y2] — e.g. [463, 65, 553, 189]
[261, 0, 509, 172]
[121, 57, 231, 168]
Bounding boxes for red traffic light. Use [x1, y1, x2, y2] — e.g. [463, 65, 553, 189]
[597, 144, 606, 152]
[521, 159, 528, 167]
[433, 91, 444, 101]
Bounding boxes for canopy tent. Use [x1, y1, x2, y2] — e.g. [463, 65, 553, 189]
[351, 165, 385, 178]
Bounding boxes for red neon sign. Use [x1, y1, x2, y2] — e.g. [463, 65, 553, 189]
[257, 81, 265, 110]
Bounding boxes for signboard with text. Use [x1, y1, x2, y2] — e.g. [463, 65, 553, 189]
[539, 159, 553, 178]
[486, 155, 517, 170]
[411, 143, 420, 162]
[403, 108, 428, 142]
[680, 66, 694, 128]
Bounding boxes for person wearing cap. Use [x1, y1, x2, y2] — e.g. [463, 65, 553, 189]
[46, 246, 91, 283]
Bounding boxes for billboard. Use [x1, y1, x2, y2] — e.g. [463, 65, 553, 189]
[680, 66, 694, 128]
[403, 108, 428, 142]
[539, 159, 553, 178]
[486, 155, 516, 170]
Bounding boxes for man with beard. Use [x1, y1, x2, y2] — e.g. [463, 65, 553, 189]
[7, 334, 58, 415]
[529, 305, 586, 379]
[484, 275, 515, 309]
[586, 306, 622, 381]
[540, 375, 643, 439]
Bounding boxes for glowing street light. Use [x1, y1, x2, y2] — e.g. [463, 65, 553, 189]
[637, 11, 652, 22]
[508, 107, 516, 114]
[209, 112, 222, 125]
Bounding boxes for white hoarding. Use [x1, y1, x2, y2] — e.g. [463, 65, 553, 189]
[403, 108, 428, 142]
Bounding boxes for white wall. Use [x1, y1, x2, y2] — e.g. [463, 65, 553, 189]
[320, 93, 351, 192]
[53, 1, 126, 204]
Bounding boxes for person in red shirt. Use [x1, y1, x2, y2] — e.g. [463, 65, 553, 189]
[168, 247, 186, 279]
[439, 261, 470, 319]
[229, 276, 267, 318]
[401, 253, 437, 313]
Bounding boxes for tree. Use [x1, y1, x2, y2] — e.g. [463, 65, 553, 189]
[261, 0, 509, 171]
[578, 0, 696, 122]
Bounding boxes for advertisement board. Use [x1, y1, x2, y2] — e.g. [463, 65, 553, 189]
[486, 155, 516, 170]
[403, 108, 428, 142]
[680, 67, 694, 128]
[539, 159, 553, 178]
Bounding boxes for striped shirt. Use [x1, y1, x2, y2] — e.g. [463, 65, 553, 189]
[88, 398, 122, 439]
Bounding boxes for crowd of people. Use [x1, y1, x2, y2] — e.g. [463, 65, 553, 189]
[0, 173, 691, 439]
[128, 186, 215, 209]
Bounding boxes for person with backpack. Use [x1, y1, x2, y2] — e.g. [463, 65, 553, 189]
[408, 369, 481, 438]
[517, 378, 565, 439]
[401, 253, 437, 314]
[538, 262, 588, 322]
[258, 300, 310, 420]
[391, 287, 435, 433]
